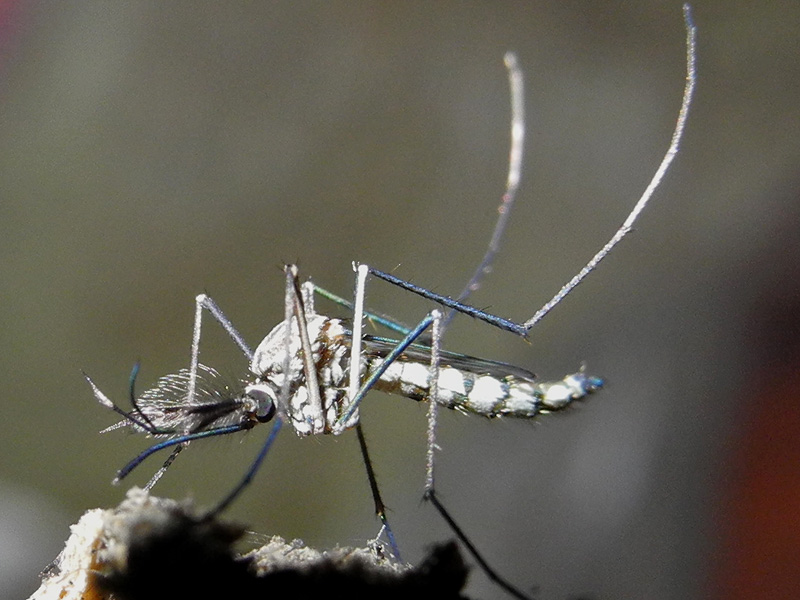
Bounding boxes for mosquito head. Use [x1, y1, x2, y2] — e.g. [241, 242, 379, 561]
[244, 383, 277, 423]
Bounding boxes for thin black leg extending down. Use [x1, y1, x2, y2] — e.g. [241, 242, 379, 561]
[426, 489, 534, 600]
[356, 424, 401, 560]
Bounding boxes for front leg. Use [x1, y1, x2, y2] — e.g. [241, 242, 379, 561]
[188, 293, 253, 408]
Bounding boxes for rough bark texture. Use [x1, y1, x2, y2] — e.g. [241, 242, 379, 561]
[29, 488, 470, 600]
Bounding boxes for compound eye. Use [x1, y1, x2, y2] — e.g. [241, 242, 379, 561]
[245, 384, 276, 423]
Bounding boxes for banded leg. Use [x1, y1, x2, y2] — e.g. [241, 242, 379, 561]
[335, 265, 539, 600]
[155, 293, 256, 487]
[332, 263, 535, 566]
[361, 267, 536, 600]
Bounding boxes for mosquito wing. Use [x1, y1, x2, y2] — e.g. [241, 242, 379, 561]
[360, 334, 537, 382]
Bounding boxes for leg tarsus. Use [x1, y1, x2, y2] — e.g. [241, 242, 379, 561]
[425, 489, 535, 600]
[356, 424, 402, 561]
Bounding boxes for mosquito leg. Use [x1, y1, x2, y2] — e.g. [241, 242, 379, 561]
[424, 309, 442, 495]
[367, 267, 529, 337]
[444, 50, 526, 327]
[114, 423, 250, 482]
[425, 490, 534, 600]
[143, 445, 184, 490]
[334, 310, 438, 432]
[347, 264, 368, 410]
[284, 264, 325, 434]
[189, 293, 253, 408]
[423, 310, 535, 599]
[523, 5, 696, 330]
[206, 416, 284, 517]
[365, 52, 526, 336]
[355, 423, 401, 560]
[343, 264, 402, 557]
[369, 9, 695, 342]
[311, 281, 412, 336]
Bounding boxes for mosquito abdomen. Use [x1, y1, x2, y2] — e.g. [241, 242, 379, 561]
[369, 357, 603, 418]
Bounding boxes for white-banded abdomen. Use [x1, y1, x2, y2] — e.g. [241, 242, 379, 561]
[368, 357, 603, 418]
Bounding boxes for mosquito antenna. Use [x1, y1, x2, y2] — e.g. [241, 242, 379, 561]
[444, 51, 525, 329]
[522, 4, 696, 331]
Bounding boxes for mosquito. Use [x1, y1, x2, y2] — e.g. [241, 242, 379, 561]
[85, 7, 696, 600]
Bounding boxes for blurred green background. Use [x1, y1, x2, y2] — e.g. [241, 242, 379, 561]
[3, 3, 799, 599]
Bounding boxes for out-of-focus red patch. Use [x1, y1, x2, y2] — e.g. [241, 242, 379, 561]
[712, 287, 800, 599]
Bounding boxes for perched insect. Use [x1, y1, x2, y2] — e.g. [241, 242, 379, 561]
[86, 8, 696, 600]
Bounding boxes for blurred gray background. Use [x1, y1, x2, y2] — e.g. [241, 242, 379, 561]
[3, 2, 799, 599]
